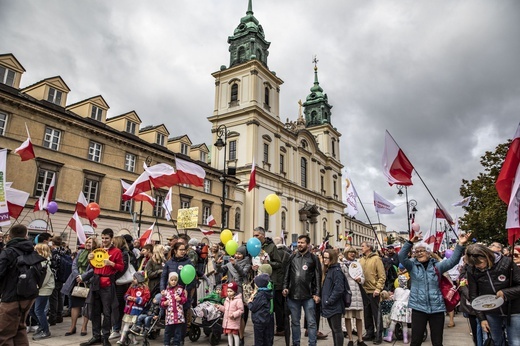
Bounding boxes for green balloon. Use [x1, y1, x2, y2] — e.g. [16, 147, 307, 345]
[180, 264, 196, 285]
[225, 240, 239, 256]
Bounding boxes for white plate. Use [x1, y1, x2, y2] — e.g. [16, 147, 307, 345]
[471, 294, 504, 311]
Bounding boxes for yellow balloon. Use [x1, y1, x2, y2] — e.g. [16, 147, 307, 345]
[264, 194, 281, 215]
[220, 229, 233, 245]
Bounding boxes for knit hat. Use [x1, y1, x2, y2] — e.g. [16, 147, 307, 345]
[169, 272, 179, 281]
[254, 273, 270, 288]
[153, 293, 162, 304]
[236, 246, 247, 256]
[188, 238, 199, 246]
[134, 271, 146, 284]
[258, 263, 272, 276]
[226, 282, 238, 293]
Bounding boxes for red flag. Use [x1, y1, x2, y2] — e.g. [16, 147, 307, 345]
[144, 162, 180, 189]
[433, 231, 444, 252]
[6, 186, 30, 219]
[139, 223, 155, 247]
[434, 200, 455, 225]
[201, 228, 214, 236]
[175, 157, 205, 187]
[121, 180, 155, 206]
[68, 212, 86, 244]
[382, 130, 414, 186]
[248, 160, 256, 192]
[206, 214, 216, 227]
[14, 124, 35, 161]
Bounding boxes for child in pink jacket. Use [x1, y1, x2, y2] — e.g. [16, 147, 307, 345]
[216, 282, 244, 346]
[161, 272, 187, 346]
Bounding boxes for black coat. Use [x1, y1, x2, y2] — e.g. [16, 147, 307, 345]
[283, 250, 321, 300]
[248, 288, 273, 325]
[0, 238, 36, 302]
[321, 263, 346, 318]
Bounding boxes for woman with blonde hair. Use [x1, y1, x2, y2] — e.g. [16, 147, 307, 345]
[62, 236, 98, 336]
[110, 235, 132, 340]
[30, 243, 54, 340]
[145, 244, 166, 291]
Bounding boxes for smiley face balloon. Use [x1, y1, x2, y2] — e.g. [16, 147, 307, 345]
[90, 248, 109, 268]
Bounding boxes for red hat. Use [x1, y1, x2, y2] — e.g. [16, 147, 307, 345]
[226, 282, 238, 293]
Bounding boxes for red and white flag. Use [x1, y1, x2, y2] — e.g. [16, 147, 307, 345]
[121, 180, 155, 206]
[162, 187, 172, 221]
[201, 228, 214, 236]
[75, 191, 97, 227]
[122, 163, 153, 200]
[175, 157, 205, 187]
[374, 191, 396, 214]
[34, 174, 55, 212]
[206, 214, 217, 227]
[139, 223, 155, 247]
[6, 186, 30, 220]
[33, 194, 44, 212]
[382, 130, 414, 186]
[496, 124, 520, 244]
[452, 196, 472, 207]
[435, 199, 455, 225]
[68, 212, 86, 244]
[248, 160, 256, 192]
[319, 240, 329, 252]
[14, 124, 35, 161]
[145, 162, 179, 189]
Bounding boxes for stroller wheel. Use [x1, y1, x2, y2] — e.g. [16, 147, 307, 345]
[189, 325, 201, 342]
[148, 329, 159, 340]
[209, 332, 221, 345]
[204, 327, 211, 336]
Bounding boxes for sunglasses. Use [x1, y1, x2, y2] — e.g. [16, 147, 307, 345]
[467, 253, 486, 259]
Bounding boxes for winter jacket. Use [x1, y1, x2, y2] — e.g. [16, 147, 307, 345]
[398, 241, 465, 314]
[283, 250, 322, 300]
[271, 244, 290, 290]
[39, 259, 55, 296]
[341, 260, 365, 311]
[216, 256, 252, 293]
[321, 263, 347, 318]
[161, 255, 201, 292]
[467, 254, 520, 321]
[458, 265, 477, 316]
[161, 285, 188, 325]
[145, 258, 163, 291]
[218, 293, 244, 330]
[0, 238, 38, 302]
[262, 238, 284, 288]
[124, 284, 151, 316]
[359, 251, 386, 294]
[248, 288, 273, 325]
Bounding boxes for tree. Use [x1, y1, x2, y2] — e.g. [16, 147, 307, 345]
[459, 142, 510, 244]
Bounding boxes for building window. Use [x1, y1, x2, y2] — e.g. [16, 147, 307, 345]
[224, 185, 230, 199]
[333, 180, 338, 199]
[84, 178, 99, 203]
[264, 87, 269, 106]
[156, 133, 165, 146]
[223, 207, 230, 229]
[154, 194, 165, 218]
[35, 169, 56, 198]
[280, 154, 285, 173]
[235, 208, 241, 230]
[203, 179, 211, 193]
[125, 153, 136, 172]
[320, 176, 324, 192]
[181, 143, 189, 155]
[281, 211, 286, 231]
[91, 105, 103, 121]
[200, 151, 207, 163]
[336, 225, 340, 241]
[231, 84, 238, 102]
[0, 111, 7, 136]
[120, 198, 133, 213]
[43, 127, 61, 151]
[229, 140, 237, 160]
[332, 138, 336, 158]
[263, 143, 269, 164]
[203, 204, 211, 224]
[0, 66, 15, 86]
[180, 196, 191, 209]
[126, 121, 137, 134]
[47, 87, 62, 105]
[264, 210, 269, 231]
[88, 141, 103, 162]
[301, 158, 307, 188]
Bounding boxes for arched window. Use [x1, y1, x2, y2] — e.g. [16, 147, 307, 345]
[235, 208, 241, 230]
[264, 87, 269, 106]
[231, 84, 238, 102]
[301, 158, 307, 188]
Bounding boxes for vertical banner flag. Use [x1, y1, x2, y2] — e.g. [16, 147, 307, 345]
[14, 124, 36, 161]
[0, 149, 10, 226]
[374, 191, 396, 214]
[496, 123, 520, 245]
[382, 130, 414, 186]
[206, 214, 216, 227]
[163, 187, 172, 221]
[68, 212, 86, 244]
[343, 171, 358, 217]
[248, 159, 256, 192]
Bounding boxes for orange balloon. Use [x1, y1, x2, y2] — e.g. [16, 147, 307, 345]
[86, 202, 101, 220]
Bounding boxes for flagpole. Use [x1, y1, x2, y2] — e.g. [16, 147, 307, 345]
[137, 201, 143, 237]
[356, 196, 384, 250]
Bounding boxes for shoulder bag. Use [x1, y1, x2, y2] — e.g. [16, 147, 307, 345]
[434, 266, 460, 312]
[71, 282, 90, 298]
[116, 254, 136, 285]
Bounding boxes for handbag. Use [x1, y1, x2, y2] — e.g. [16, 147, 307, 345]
[116, 255, 136, 285]
[71, 282, 90, 298]
[483, 333, 494, 346]
[434, 266, 460, 312]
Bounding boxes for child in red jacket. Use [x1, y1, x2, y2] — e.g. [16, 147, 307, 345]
[161, 272, 187, 346]
[117, 272, 150, 345]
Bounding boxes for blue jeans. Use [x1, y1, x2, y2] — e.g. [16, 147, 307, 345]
[136, 314, 154, 329]
[287, 298, 316, 346]
[34, 296, 50, 333]
[486, 313, 520, 346]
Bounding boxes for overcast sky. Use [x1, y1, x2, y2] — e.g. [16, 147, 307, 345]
[1, 0, 519, 236]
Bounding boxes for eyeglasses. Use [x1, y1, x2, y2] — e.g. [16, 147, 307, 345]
[415, 250, 427, 255]
[323, 257, 330, 260]
[467, 253, 486, 259]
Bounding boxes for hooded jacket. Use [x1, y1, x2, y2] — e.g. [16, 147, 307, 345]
[321, 263, 347, 318]
[0, 238, 37, 302]
[248, 287, 273, 325]
[217, 293, 244, 330]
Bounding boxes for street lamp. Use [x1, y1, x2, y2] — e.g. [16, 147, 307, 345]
[214, 125, 229, 230]
[396, 185, 418, 235]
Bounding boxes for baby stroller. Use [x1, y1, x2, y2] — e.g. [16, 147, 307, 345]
[188, 290, 224, 345]
[128, 286, 164, 346]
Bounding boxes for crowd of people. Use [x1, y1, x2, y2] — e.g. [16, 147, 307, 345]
[0, 225, 519, 346]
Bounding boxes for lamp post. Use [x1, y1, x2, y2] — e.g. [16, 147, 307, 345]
[214, 125, 228, 230]
[396, 185, 418, 235]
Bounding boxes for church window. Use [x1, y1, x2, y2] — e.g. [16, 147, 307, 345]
[229, 140, 237, 160]
[332, 138, 336, 158]
[263, 143, 269, 164]
[301, 158, 307, 188]
[238, 47, 246, 63]
[235, 208, 241, 230]
[311, 111, 317, 124]
[264, 87, 269, 106]
[231, 84, 239, 102]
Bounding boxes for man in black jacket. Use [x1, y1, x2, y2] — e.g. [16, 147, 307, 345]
[283, 234, 322, 346]
[0, 225, 38, 345]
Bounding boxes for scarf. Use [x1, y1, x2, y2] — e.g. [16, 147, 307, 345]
[77, 249, 90, 274]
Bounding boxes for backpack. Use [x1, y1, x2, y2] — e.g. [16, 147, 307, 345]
[56, 253, 73, 283]
[11, 248, 47, 298]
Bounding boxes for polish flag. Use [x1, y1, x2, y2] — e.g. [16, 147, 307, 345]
[139, 223, 155, 247]
[319, 240, 329, 252]
[42, 174, 55, 210]
[248, 160, 256, 192]
[6, 186, 30, 219]
[33, 195, 44, 212]
[175, 157, 205, 187]
[162, 187, 172, 221]
[435, 200, 455, 225]
[201, 228, 214, 236]
[374, 191, 396, 214]
[121, 180, 155, 206]
[123, 163, 153, 200]
[14, 124, 35, 161]
[75, 191, 97, 227]
[144, 162, 180, 189]
[68, 212, 86, 244]
[422, 228, 436, 251]
[496, 123, 520, 245]
[382, 130, 414, 186]
[206, 214, 217, 227]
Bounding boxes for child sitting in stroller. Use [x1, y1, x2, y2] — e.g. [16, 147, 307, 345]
[130, 293, 163, 337]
